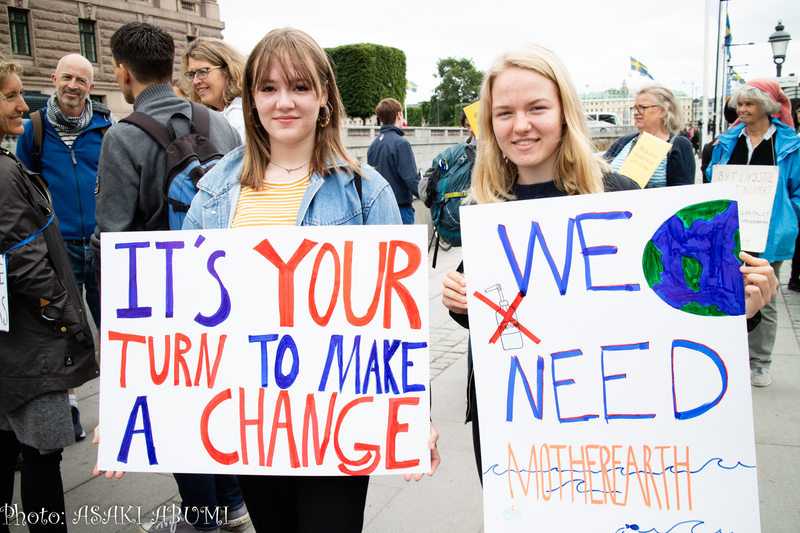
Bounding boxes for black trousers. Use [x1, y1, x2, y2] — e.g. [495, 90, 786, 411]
[466, 343, 483, 486]
[0, 431, 66, 533]
[236, 475, 369, 533]
[791, 229, 800, 283]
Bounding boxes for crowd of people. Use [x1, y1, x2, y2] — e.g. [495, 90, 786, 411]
[0, 20, 796, 533]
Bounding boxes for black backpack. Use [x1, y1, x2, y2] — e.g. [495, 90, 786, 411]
[121, 102, 223, 230]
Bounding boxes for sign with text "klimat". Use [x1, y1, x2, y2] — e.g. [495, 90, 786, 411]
[460, 183, 759, 532]
[98, 225, 431, 477]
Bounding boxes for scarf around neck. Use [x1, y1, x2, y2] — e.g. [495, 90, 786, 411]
[46, 92, 93, 134]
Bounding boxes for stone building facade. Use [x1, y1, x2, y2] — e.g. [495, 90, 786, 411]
[1, 0, 224, 117]
[581, 80, 693, 127]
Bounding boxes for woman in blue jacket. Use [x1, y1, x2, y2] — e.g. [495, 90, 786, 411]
[707, 79, 800, 387]
[183, 28, 439, 533]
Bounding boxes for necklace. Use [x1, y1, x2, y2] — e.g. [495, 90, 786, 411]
[271, 160, 310, 174]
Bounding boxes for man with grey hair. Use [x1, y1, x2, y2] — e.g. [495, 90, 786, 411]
[16, 53, 115, 439]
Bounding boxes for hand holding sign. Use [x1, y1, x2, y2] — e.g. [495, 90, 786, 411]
[740, 251, 778, 319]
[442, 269, 468, 314]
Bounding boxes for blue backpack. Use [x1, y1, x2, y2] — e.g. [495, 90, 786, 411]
[121, 102, 223, 230]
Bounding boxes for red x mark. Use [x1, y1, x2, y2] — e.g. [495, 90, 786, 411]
[472, 290, 541, 345]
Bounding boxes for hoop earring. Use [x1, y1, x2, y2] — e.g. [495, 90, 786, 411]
[318, 101, 333, 128]
[250, 106, 262, 129]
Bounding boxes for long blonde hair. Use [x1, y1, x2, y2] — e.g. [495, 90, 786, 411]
[469, 45, 607, 204]
[181, 38, 245, 110]
[240, 28, 360, 190]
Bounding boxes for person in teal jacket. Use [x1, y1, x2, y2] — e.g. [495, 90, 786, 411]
[707, 79, 800, 387]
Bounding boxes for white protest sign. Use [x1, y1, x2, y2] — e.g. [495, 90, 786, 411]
[0, 256, 8, 332]
[460, 183, 759, 532]
[712, 164, 779, 253]
[98, 225, 430, 477]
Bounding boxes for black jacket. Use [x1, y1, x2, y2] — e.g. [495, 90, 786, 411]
[366, 124, 419, 206]
[0, 149, 98, 414]
[604, 132, 696, 187]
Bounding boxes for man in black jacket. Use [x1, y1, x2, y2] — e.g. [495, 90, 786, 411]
[367, 98, 419, 224]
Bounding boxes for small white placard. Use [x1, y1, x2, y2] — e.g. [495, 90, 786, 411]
[712, 164, 779, 253]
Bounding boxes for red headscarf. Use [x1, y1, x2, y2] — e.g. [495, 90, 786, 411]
[733, 78, 793, 127]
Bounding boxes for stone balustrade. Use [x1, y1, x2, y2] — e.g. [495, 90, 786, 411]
[343, 125, 640, 172]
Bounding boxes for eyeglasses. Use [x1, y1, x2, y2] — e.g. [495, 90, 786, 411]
[630, 104, 659, 115]
[184, 66, 223, 82]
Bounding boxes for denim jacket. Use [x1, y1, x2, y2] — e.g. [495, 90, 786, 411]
[183, 147, 402, 230]
[707, 117, 800, 262]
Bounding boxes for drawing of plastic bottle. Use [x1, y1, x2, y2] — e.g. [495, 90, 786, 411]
[485, 284, 524, 351]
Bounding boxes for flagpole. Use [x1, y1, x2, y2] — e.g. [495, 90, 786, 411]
[702, 0, 711, 150]
[714, 0, 728, 138]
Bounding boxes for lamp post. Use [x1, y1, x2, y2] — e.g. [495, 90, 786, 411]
[769, 20, 791, 77]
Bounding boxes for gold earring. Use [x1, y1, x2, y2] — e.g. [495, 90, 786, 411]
[318, 101, 333, 128]
[250, 106, 261, 129]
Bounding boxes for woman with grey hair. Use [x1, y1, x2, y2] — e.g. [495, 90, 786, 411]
[604, 83, 695, 187]
[706, 79, 800, 388]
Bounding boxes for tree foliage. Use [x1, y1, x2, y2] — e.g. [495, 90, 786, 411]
[406, 106, 423, 127]
[420, 101, 431, 125]
[325, 44, 406, 124]
[427, 57, 482, 127]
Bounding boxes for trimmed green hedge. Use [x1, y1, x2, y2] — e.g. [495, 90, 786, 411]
[406, 106, 423, 127]
[325, 44, 406, 123]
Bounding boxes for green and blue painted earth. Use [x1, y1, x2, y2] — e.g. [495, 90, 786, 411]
[642, 200, 745, 317]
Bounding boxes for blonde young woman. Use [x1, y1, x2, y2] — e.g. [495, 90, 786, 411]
[183, 28, 439, 533]
[441, 45, 777, 482]
[181, 38, 247, 138]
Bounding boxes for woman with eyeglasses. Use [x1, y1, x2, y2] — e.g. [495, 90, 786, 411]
[707, 79, 800, 388]
[181, 38, 247, 139]
[604, 84, 696, 187]
[183, 28, 440, 533]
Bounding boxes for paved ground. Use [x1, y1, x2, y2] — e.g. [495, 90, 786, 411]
[7, 240, 800, 533]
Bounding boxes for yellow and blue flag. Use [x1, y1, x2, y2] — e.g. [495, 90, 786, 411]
[730, 70, 744, 84]
[630, 57, 654, 80]
[406, 80, 418, 93]
[725, 12, 732, 60]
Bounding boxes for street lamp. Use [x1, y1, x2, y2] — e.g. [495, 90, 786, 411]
[768, 20, 791, 77]
[436, 91, 441, 127]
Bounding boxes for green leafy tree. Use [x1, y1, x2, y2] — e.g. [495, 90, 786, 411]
[428, 57, 482, 127]
[406, 106, 423, 127]
[420, 101, 431, 125]
[325, 44, 406, 124]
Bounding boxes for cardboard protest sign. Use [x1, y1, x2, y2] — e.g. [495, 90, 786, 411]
[712, 164, 779, 253]
[464, 101, 480, 138]
[460, 183, 760, 532]
[617, 132, 673, 188]
[98, 225, 430, 477]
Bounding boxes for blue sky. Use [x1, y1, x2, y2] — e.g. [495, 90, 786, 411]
[220, 0, 799, 105]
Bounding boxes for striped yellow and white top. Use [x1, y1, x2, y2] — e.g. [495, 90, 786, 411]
[231, 174, 310, 228]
